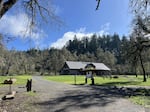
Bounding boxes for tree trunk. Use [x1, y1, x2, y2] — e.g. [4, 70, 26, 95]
[139, 54, 146, 82]
[54, 69, 57, 75]
[135, 66, 137, 77]
[24, 65, 27, 74]
[5, 65, 10, 75]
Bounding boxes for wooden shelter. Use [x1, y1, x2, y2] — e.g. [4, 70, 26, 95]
[60, 61, 111, 76]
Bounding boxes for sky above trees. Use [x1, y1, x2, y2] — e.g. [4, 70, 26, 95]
[0, 0, 132, 50]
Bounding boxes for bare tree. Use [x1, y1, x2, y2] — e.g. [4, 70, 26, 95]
[129, 0, 150, 15]
[130, 0, 150, 34]
[127, 37, 149, 82]
[126, 0, 150, 82]
[126, 16, 150, 82]
[0, 0, 63, 36]
[0, 0, 18, 18]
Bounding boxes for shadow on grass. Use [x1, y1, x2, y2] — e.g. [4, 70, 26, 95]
[74, 82, 150, 98]
[96, 81, 142, 86]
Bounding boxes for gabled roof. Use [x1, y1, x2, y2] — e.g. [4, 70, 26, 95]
[65, 61, 110, 71]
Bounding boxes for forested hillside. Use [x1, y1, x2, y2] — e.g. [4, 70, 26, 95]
[0, 34, 150, 76]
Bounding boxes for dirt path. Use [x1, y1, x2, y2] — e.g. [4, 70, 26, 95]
[31, 76, 149, 112]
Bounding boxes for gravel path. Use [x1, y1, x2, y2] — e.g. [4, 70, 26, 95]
[31, 76, 149, 112]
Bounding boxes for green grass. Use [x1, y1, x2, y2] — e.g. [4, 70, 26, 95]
[25, 91, 36, 96]
[130, 96, 150, 107]
[129, 88, 150, 107]
[44, 75, 150, 86]
[44, 75, 85, 84]
[0, 75, 32, 86]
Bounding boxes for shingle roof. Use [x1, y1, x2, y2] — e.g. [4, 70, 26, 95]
[65, 61, 110, 71]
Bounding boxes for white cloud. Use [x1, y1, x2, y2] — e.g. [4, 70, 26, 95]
[100, 23, 110, 31]
[50, 23, 110, 49]
[50, 31, 93, 49]
[0, 13, 46, 47]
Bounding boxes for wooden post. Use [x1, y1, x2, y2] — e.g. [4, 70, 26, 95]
[29, 79, 32, 91]
[74, 74, 76, 85]
[91, 72, 95, 85]
[26, 79, 32, 92]
[85, 78, 87, 84]
[9, 84, 12, 93]
[26, 79, 30, 92]
[9, 78, 13, 93]
[91, 78, 95, 85]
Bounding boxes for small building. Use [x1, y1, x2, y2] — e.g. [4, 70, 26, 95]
[60, 61, 111, 76]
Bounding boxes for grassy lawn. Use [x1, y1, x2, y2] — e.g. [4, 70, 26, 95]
[0, 75, 32, 86]
[44, 75, 150, 86]
[25, 91, 37, 96]
[44, 75, 85, 84]
[130, 96, 150, 108]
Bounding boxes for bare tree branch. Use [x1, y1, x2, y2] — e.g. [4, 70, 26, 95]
[96, 0, 101, 10]
[0, 0, 18, 18]
[23, 0, 63, 31]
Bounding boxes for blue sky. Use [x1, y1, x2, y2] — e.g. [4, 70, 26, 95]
[0, 0, 132, 50]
